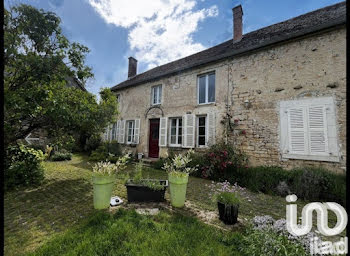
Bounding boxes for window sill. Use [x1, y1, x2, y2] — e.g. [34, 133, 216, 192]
[196, 102, 216, 107]
[151, 103, 162, 107]
[282, 153, 340, 163]
[169, 145, 182, 148]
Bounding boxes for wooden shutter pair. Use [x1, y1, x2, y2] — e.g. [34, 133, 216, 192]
[158, 113, 216, 148]
[115, 119, 140, 144]
[280, 97, 339, 162]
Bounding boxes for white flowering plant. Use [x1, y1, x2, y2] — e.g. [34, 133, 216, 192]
[92, 154, 129, 176]
[162, 149, 197, 177]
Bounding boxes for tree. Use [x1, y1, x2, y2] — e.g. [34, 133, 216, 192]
[4, 4, 118, 148]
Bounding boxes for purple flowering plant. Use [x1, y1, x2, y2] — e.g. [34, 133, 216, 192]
[206, 180, 245, 205]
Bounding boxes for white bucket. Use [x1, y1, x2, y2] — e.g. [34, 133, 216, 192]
[137, 153, 143, 160]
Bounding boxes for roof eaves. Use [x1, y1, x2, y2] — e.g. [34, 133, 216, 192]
[111, 13, 345, 92]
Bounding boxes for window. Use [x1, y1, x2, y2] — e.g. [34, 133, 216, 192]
[104, 127, 109, 141]
[116, 94, 121, 103]
[280, 97, 339, 162]
[111, 123, 117, 141]
[151, 85, 162, 105]
[169, 118, 182, 146]
[197, 116, 207, 147]
[127, 120, 135, 144]
[198, 72, 215, 104]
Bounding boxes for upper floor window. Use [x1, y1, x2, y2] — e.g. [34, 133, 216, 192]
[116, 94, 121, 103]
[198, 72, 215, 104]
[151, 85, 162, 105]
[169, 117, 182, 146]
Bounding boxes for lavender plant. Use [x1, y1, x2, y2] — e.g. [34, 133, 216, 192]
[206, 180, 245, 205]
[252, 215, 322, 254]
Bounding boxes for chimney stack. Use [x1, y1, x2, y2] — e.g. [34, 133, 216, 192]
[232, 5, 243, 41]
[128, 57, 137, 78]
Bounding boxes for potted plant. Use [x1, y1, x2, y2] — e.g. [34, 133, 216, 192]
[207, 180, 243, 225]
[125, 162, 168, 202]
[162, 150, 197, 208]
[92, 154, 129, 209]
[216, 191, 240, 225]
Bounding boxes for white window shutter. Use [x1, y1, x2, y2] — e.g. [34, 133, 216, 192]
[280, 106, 289, 155]
[207, 113, 216, 146]
[288, 107, 308, 154]
[183, 114, 195, 148]
[308, 106, 328, 155]
[159, 117, 167, 147]
[119, 120, 126, 144]
[134, 119, 140, 144]
[325, 101, 339, 160]
[116, 120, 120, 142]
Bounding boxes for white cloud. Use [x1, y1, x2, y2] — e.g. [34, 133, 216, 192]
[88, 0, 218, 69]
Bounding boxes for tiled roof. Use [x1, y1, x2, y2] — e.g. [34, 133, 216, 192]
[112, 1, 345, 91]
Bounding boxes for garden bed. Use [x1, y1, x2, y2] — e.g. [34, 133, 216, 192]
[126, 179, 168, 202]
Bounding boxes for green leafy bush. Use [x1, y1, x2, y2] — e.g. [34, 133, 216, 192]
[290, 167, 346, 205]
[89, 141, 122, 163]
[5, 144, 45, 190]
[191, 141, 248, 180]
[238, 166, 291, 194]
[50, 150, 72, 161]
[84, 134, 102, 154]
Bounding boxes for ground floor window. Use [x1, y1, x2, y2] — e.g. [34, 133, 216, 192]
[127, 120, 135, 144]
[197, 115, 207, 147]
[169, 117, 182, 146]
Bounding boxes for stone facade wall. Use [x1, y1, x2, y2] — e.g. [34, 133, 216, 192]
[226, 28, 346, 172]
[115, 26, 346, 173]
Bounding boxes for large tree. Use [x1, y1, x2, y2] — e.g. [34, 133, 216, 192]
[4, 4, 118, 148]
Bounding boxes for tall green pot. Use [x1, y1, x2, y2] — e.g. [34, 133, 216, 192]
[168, 172, 189, 208]
[92, 174, 116, 209]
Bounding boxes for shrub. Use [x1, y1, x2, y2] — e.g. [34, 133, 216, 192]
[50, 150, 72, 161]
[238, 166, 291, 194]
[84, 134, 102, 154]
[4, 144, 45, 190]
[251, 215, 321, 254]
[200, 142, 248, 181]
[290, 167, 346, 205]
[240, 227, 308, 256]
[89, 141, 122, 163]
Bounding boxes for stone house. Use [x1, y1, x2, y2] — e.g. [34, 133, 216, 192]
[106, 2, 346, 173]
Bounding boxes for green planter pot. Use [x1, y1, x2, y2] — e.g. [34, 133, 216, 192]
[92, 174, 116, 209]
[168, 172, 189, 208]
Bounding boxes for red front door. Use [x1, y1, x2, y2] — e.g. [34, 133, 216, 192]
[149, 119, 160, 158]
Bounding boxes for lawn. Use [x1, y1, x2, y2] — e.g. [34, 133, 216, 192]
[4, 154, 341, 255]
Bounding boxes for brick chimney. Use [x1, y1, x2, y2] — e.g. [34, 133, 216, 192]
[128, 57, 137, 78]
[232, 5, 243, 41]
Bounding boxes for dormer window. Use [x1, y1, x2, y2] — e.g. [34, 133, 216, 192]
[151, 85, 162, 105]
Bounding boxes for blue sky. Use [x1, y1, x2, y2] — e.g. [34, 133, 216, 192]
[5, 0, 343, 96]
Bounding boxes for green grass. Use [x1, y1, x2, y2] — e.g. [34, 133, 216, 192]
[28, 209, 244, 256]
[4, 154, 343, 256]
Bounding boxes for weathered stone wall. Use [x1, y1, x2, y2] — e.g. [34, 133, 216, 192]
[115, 26, 346, 173]
[226, 27, 346, 173]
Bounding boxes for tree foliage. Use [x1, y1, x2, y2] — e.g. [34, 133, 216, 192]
[4, 4, 118, 148]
